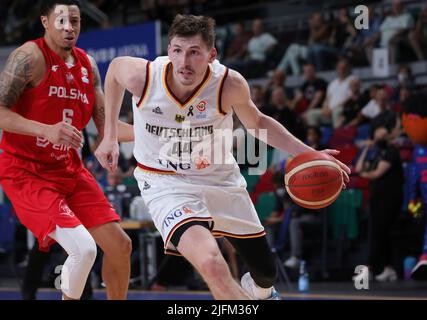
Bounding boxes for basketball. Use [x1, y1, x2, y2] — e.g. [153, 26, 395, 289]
[284, 151, 343, 209]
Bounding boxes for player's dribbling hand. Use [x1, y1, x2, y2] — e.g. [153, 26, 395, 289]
[94, 139, 119, 174]
[43, 121, 83, 149]
[320, 149, 351, 189]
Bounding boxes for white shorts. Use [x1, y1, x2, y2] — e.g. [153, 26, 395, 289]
[134, 165, 265, 255]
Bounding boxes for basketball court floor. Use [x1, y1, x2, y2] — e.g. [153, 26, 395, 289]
[0, 280, 426, 300]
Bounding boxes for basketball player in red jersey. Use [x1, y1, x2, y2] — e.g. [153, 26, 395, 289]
[0, 0, 133, 300]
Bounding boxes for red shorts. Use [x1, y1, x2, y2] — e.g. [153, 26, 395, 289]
[0, 153, 120, 251]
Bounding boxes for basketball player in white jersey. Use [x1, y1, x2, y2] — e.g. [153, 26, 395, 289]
[96, 14, 350, 300]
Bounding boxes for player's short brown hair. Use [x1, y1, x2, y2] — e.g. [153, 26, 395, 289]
[168, 14, 216, 49]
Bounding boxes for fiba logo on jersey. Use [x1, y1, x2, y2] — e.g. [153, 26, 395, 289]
[196, 101, 206, 112]
[195, 101, 207, 119]
[81, 67, 90, 84]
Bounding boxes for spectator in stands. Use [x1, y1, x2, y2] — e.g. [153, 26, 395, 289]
[228, 19, 277, 77]
[263, 171, 289, 243]
[307, 12, 336, 72]
[223, 21, 251, 65]
[104, 171, 125, 216]
[378, 0, 416, 64]
[392, 86, 412, 114]
[397, 64, 415, 90]
[250, 84, 267, 110]
[355, 126, 404, 281]
[370, 87, 401, 139]
[409, 2, 427, 61]
[305, 58, 357, 128]
[283, 126, 324, 268]
[0, 1, 10, 45]
[392, 65, 415, 102]
[3, 0, 35, 44]
[290, 62, 327, 116]
[266, 87, 297, 136]
[264, 69, 294, 107]
[351, 84, 382, 128]
[275, 12, 329, 75]
[350, 4, 382, 65]
[341, 78, 370, 127]
[331, 8, 357, 57]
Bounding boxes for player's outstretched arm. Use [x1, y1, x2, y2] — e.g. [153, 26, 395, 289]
[228, 70, 350, 180]
[95, 56, 147, 173]
[0, 43, 82, 149]
[227, 70, 315, 155]
[88, 55, 134, 142]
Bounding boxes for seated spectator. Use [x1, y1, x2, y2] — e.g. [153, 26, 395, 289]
[263, 171, 288, 238]
[379, 0, 416, 64]
[250, 84, 267, 111]
[352, 84, 382, 127]
[370, 87, 401, 139]
[283, 126, 325, 268]
[391, 86, 412, 113]
[307, 12, 336, 71]
[264, 69, 294, 106]
[227, 19, 277, 77]
[290, 62, 327, 115]
[355, 126, 404, 281]
[349, 4, 382, 64]
[275, 12, 329, 75]
[409, 2, 427, 61]
[3, 0, 35, 44]
[341, 78, 370, 127]
[331, 8, 357, 57]
[104, 171, 125, 217]
[305, 58, 357, 128]
[391, 65, 415, 102]
[305, 126, 326, 150]
[223, 21, 252, 65]
[266, 87, 297, 135]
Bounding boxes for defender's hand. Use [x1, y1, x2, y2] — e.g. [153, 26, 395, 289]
[95, 138, 120, 174]
[43, 121, 83, 149]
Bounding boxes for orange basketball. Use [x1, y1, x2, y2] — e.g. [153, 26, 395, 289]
[285, 151, 343, 209]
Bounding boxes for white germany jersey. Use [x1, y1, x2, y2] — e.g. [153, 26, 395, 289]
[132, 56, 238, 176]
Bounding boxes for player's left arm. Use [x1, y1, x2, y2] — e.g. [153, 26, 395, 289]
[227, 70, 350, 179]
[88, 55, 134, 142]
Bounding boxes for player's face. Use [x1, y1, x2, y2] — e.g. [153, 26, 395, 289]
[168, 35, 216, 87]
[41, 5, 81, 51]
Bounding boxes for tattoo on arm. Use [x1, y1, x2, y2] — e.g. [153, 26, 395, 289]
[0, 49, 33, 108]
[89, 55, 102, 90]
[88, 55, 105, 131]
[93, 105, 105, 131]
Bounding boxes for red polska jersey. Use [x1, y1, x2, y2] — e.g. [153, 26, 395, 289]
[0, 38, 95, 166]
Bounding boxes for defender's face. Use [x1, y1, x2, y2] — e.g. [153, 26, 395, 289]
[168, 35, 216, 87]
[41, 5, 81, 51]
